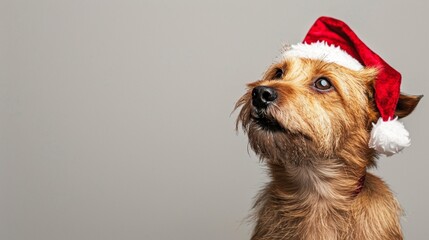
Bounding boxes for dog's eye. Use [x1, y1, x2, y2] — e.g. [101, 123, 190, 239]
[314, 78, 333, 91]
[273, 68, 283, 79]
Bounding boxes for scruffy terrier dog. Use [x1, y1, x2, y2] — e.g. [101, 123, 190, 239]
[235, 17, 421, 240]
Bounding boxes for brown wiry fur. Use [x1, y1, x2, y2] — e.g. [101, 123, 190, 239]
[235, 58, 422, 240]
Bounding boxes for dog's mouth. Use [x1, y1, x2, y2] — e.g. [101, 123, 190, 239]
[251, 114, 285, 132]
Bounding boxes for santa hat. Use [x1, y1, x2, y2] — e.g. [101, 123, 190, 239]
[281, 16, 409, 156]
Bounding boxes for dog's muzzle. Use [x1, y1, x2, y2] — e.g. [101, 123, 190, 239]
[252, 86, 277, 109]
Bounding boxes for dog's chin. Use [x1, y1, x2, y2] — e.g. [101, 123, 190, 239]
[247, 115, 314, 165]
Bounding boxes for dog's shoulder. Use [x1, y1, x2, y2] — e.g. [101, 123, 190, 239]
[351, 173, 403, 239]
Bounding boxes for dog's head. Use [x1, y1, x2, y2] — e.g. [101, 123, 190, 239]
[235, 57, 421, 167]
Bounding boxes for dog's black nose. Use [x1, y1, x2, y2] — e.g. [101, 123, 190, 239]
[252, 86, 277, 109]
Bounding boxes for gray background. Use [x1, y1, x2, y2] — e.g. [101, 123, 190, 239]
[1, 0, 427, 239]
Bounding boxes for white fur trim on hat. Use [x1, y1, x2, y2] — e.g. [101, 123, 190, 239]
[369, 117, 411, 156]
[280, 41, 364, 71]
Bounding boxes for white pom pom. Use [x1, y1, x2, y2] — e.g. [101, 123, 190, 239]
[369, 117, 410, 156]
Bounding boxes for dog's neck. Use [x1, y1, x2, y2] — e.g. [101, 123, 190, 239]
[268, 157, 366, 204]
[353, 173, 366, 196]
[264, 158, 366, 237]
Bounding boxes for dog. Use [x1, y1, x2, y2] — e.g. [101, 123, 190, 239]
[235, 17, 422, 240]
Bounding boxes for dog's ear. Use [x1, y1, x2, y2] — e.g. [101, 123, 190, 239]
[395, 94, 423, 118]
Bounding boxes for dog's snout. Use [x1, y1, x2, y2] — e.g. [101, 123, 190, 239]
[252, 86, 278, 109]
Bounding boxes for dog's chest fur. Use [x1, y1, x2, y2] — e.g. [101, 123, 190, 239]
[251, 162, 402, 240]
[251, 161, 350, 239]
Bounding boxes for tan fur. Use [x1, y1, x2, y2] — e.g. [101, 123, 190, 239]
[235, 58, 420, 240]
